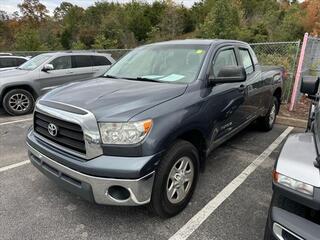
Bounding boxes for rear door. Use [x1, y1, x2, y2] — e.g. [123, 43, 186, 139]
[92, 55, 112, 77]
[237, 47, 263, 119]
[70, 55, 95, 81]
[38, 55, 75, 94]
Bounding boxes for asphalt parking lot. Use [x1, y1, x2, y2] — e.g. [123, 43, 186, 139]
[0, 109, 301, 240]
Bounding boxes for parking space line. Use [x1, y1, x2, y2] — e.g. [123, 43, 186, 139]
[0, 160, 30, 173]
[169, 126, 294, 240]
[0, 118, 33, 126]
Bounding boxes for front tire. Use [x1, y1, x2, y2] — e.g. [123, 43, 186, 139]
[2, 89, 35, 116]
[149, 140, 199, 218]
[258, 97, 278, 131]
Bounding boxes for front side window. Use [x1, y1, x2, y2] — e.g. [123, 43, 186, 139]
[49, 56, 72, 70]
[19, 54, 52, 70]
[213, 49, 238, 77]
[239, 49, 254, 74]
[105, 44, 209, 84]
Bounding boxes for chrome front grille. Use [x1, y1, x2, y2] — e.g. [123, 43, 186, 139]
[34, 100, 103, 159]
[34, 112, 86, 154]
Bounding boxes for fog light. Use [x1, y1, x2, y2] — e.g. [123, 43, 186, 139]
[107, 186, 130, 201]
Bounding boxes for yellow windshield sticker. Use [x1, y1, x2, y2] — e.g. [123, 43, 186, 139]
[195, 49, 205, 54]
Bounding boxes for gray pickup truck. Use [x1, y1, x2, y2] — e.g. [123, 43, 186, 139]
[26, 39, 285, 217]
[0, 52, 115, 116]
[264, 76, 320, 240]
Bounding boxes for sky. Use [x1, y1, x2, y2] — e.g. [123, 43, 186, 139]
[1, 0, 197, 14]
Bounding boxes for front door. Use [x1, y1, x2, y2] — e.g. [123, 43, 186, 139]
[206, 47, 247, 141]
[38, 56, 75, 95]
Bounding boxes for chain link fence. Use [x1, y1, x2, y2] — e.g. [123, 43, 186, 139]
[5, 41, 301, 102]
[249, 41, 300, 103]
[301, 36, 320, 77]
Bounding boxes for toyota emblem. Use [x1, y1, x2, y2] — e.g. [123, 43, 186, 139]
[48, 123, 58, 137]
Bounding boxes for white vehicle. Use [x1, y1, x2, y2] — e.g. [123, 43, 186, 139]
[0, 56, 29, 72]
[0, 52, 115, 115]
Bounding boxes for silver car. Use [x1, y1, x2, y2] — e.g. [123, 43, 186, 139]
[0, 52, 115, 115]
[0, 56, 29, 72]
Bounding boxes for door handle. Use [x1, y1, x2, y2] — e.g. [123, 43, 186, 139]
[67, 71, 74, 74]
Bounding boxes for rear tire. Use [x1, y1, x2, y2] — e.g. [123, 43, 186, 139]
[2, 89, 35, 116]
[149, 140, 199, 218]
[258, 97, 279, 131]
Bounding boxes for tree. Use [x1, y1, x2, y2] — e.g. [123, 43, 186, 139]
[92, 34, 118, 49]
[200, 0, 240, 39]
[301, 0, 320, 36]
[18, 0, 48, 24]
[53, 2, 85, 49]
[157, 2, 185, 40]
[14, 28, 46, 50]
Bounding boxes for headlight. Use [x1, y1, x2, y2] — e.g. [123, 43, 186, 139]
[99, 119, 153, 144]
[273, 171, 314, 196]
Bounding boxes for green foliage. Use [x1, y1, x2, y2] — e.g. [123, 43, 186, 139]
[71, 40, 86, 50]
[200, 0, 240, 39]
[14, 28, 47, 51]
[0, 0, 316, 51]
[92, 34, 118, 49]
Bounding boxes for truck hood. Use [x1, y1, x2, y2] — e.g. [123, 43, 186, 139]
[42, 77, 187, 121]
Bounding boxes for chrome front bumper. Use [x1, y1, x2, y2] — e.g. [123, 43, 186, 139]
[28, 143, 155, 206]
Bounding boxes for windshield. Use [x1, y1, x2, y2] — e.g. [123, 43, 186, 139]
[105, 44, 209, 84]
[18, 54, 52, 70]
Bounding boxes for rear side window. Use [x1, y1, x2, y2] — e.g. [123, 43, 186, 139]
[239, 49, 254, 74]
[92, 56, 111, 66]
[213, 49, 238, 76]
[0, 58, 20, 68]
[49, 56, 72, 70]
[72, 55, 93, 68]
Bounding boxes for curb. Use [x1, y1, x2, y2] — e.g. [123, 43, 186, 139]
[276, 116, 307, 128]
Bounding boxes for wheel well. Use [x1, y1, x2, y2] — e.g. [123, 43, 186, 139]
[178, 130, 207, 171]
[1, 85, 37, 102]
[273, 87, 282, 113]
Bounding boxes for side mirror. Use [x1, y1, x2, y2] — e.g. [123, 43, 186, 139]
[42, 64, 54, 72]
[300, 76, 319, 97]
[210, 66, 246, 84]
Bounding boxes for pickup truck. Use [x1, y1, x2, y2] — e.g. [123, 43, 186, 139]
[264, 76, 320, 240]
[26, 39, 284, 217]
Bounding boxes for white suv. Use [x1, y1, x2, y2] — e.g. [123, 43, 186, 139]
[0, 52, 115, 115]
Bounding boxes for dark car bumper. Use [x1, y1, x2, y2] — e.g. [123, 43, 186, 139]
[267, 207, 320, 240]
[27, 129, 161, 206]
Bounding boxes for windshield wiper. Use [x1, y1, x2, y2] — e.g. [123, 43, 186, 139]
[123, 76, 162, 83]
[104, 75, 162, 83]
[104, 74, 119, 79]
